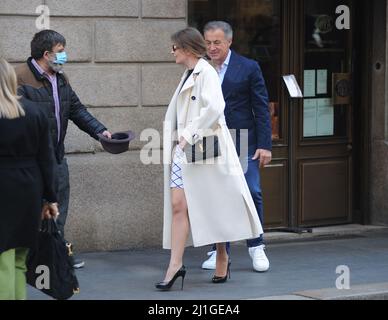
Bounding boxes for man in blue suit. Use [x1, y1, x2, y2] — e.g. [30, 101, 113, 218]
[202, 21, 272, 272]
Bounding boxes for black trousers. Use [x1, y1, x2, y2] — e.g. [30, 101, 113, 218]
[55, 158, 70, 237]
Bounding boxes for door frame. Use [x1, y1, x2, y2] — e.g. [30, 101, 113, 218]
[275, 0, 364, 229]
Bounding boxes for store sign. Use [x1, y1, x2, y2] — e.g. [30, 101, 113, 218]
[315, 15, 334, 34]
[283, 75, 303, 98]
[332, 73, 351, 105]
[314, 5, 350, 33]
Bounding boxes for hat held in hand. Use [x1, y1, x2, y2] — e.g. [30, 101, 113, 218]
[98, 130, 135, 154]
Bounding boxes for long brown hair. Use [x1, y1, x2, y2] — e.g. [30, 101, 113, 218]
[171, 27, 207, 58]
[0, 58, 25, 119]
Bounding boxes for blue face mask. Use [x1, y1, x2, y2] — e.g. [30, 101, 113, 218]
[54, 52, 68, 65]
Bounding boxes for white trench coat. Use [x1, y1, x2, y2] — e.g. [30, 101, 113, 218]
[162, 58, 263, 249]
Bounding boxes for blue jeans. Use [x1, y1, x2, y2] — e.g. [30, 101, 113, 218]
[212, 151, 264, 253]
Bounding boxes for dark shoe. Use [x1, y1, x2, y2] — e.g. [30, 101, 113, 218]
[212, 261, 231, 283]
[155, 266, 186, 291]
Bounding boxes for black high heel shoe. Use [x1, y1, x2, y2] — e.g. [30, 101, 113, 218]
[212, 260, 231, 283]
[155, 265, 186, 291]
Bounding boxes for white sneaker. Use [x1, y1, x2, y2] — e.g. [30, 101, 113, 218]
[248, 245, 270, 272]
[201, 250, 217, 270]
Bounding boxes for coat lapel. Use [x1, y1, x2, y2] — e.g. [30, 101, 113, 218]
[178, 58, 206, 95]
[222, 51, 241, 100]
[165, 72, 186, 119]
[179, 73, 195, 94]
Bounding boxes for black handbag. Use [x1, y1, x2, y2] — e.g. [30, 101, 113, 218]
[26, 219, 80, 300]
[184, 135, 221, 163]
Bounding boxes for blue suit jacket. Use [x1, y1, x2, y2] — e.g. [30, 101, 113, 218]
[222, 51, 272, 152]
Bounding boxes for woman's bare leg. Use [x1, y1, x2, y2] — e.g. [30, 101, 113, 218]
[163, 188, 189, 282]
[215, 243, 229, 277]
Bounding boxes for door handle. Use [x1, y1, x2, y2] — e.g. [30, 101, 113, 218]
[347, 144, 353, 151]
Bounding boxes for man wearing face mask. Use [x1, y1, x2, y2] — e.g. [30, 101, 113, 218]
[15, 30, 112, 269]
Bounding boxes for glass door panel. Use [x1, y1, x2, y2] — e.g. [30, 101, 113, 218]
[189, 0, 282, 141]
[303, 0, 351, 139]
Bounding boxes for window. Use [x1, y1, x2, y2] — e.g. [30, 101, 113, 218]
[189, 0, 282, 141]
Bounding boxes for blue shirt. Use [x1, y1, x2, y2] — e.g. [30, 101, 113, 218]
[216, 50, 231, 84]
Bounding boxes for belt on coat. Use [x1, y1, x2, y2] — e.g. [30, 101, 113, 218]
[0, 157, 37, 168]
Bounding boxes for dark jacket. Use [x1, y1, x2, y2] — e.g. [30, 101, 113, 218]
[15, 58, 107, 163]
[222, 51, 272, 153]
[0, 98, 57, 254]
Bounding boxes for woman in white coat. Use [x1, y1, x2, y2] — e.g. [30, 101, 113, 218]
[156, 28, 263, 291]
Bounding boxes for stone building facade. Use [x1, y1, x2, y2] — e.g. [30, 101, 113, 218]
[1, 0, 387, 252]
[0, 0, 186, 251]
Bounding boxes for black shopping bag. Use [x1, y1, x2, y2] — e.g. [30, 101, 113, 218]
[26, 219, 80, 300]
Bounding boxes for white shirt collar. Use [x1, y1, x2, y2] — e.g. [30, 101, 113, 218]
[223, 50, 232, 67]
